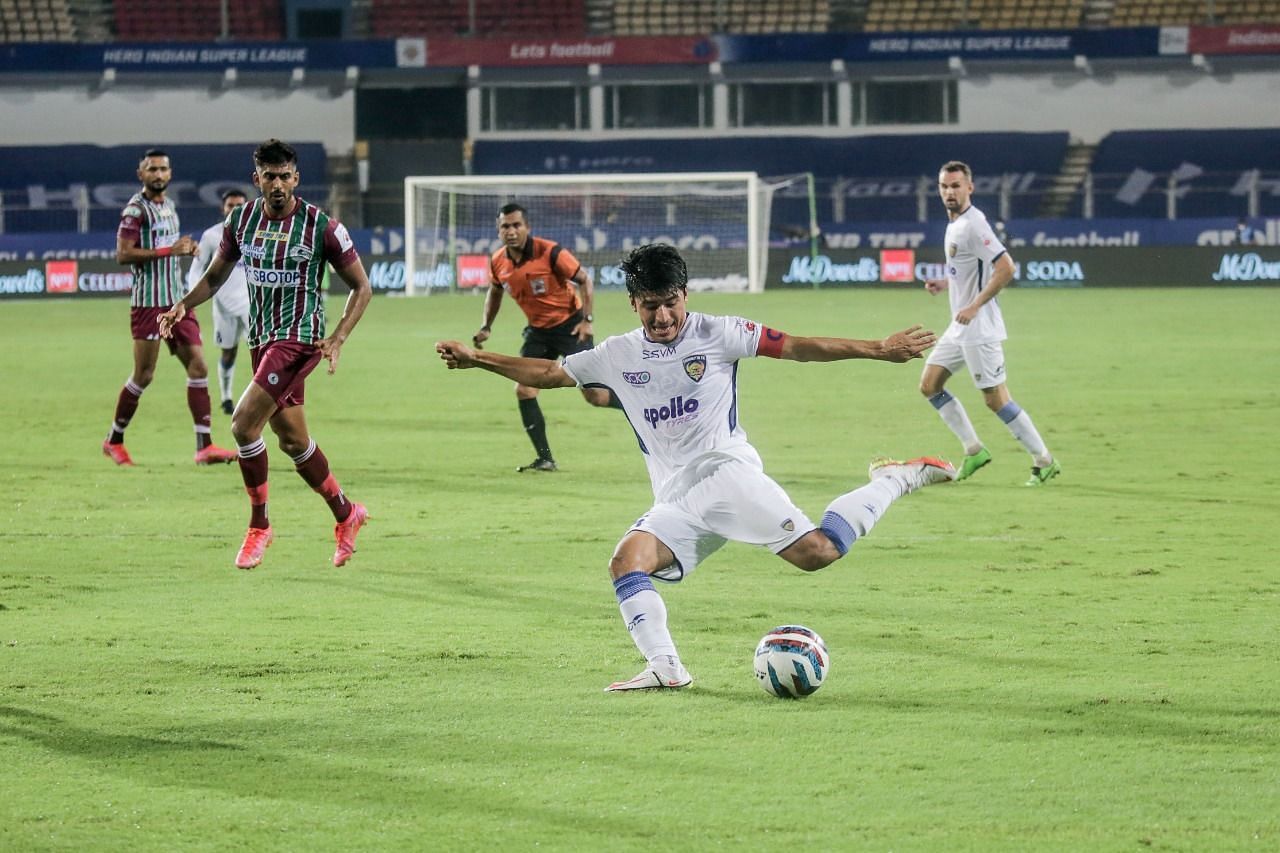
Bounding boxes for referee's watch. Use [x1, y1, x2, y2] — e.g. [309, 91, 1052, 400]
[583, 313, 593, 322]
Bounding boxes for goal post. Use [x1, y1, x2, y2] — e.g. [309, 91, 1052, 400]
[403, 172, 797, 296]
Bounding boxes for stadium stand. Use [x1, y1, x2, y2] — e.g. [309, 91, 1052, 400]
[863, 0, 1085, 32]
[473, 131, 1071, 222]
[0, 0, 76, 42]
[112, 0, 283, 41]
[1216, 0, 1280, 23]
[369, 0, 585, 37]
[1074, 128, 1280, 218]
[1109, 0, 1205, 26]
[600, 0, 831, 35]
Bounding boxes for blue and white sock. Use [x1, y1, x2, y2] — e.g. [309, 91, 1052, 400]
[929, 390, 983, 456]
[997, 401, 1052, 467]
[818, 479, 901, 557]
[218, 359, 235, 405]
[614, 571, 680, 668]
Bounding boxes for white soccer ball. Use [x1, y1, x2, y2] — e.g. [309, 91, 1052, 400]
[753, 625, 829, 699]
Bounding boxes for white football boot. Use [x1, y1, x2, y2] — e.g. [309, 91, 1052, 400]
[605, 655, 693, 692]
[867, 455, 957, 493]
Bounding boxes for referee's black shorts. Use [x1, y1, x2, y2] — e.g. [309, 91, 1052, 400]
[520, 312, 592, 360]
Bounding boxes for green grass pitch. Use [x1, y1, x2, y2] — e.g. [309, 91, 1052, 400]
[1, 286, 1278, 851]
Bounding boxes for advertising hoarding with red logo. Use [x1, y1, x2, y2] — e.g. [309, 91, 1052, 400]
[879, 249, 916, 282]
[1188, 25, 1280, 55]
[45, 260, 78, 293]
[456, 254, 490, 289]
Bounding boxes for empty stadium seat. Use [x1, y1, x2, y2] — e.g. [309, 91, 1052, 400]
[865, 0, 1084, 30]
[1078, 129, 1280, 218]
[0, 0, 76, 43]
[607, 0, 830, 35]
[369, 0, 585, 37]
[112, 0, 283, 41]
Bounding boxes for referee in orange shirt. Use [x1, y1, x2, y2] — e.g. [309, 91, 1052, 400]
[474, 203, 616, 471]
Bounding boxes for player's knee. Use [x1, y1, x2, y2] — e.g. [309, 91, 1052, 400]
[608, 554, 642, 580]
[229, 421, 253, 445]
[277, 439, 305, 458]
[786, 535, 841, 572]
[794, 552, 836, 572]
[133, 370, 155, 388]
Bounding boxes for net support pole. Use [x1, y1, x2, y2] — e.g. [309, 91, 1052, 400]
[806, 172, 819, 287]
[404, 178, 417, 296]
[747, 172, 761, 293]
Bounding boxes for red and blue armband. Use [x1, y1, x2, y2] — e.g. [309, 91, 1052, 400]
[757, 327, 786, 358]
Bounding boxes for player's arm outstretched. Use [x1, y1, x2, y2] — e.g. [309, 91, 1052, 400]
[436, 341, 578, 389]
[776, 325, 937, 363]
[159, 254, 235, 338]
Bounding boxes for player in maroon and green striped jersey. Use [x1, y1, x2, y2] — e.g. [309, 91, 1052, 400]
[102, 148, 237, 467]
[161, 139, 373, 571]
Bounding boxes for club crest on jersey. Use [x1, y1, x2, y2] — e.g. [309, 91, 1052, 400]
[288, 244, 313, 262]
[682, 355, 707, 382]
[948, 243, 958, 257]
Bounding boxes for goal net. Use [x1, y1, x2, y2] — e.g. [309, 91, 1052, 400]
[402, 173, 791, 296]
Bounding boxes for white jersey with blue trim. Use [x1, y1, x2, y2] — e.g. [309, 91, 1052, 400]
[561, 311, 769, 498]
[942, 204, 1008, 345]
[189, 220, 249, 317]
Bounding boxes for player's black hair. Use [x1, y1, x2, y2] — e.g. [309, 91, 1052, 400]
[221, 188, 248, 203]
[620, 243, 688, 299]
[498, 202, 528, 221]
[140, 148, 168, 164]
[254, 139, 298, 168]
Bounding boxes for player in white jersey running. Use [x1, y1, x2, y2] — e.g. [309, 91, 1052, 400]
[921, 161, 1061, 486]
[188, 189, 251, 414]
[437, 243, 957, 692]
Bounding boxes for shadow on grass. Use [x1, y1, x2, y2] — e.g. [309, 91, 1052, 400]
[0, 703, 639, 840]
[851, 694, 1280, 748]
[0, 704, 243, 755]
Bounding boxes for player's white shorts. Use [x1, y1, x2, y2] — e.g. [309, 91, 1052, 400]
[628, 452, 815, 582]
[925, 337, 1007, 389]
[213, 303, 249, 350]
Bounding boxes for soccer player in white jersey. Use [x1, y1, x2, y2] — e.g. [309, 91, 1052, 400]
[921, 161, 1061, 486]
[437, 243, 957, 691]
[188, 189, 250, 414]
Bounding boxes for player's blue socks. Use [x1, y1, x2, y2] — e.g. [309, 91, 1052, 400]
[819, 480, 899, 557]
[929, 389, 983, 456]
[613, 571, 678, 662]
[998, 400, 1052, 466]
[613, 570, 654, 603]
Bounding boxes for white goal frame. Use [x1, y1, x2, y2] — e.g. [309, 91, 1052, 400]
[403, 172, 769, 295]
